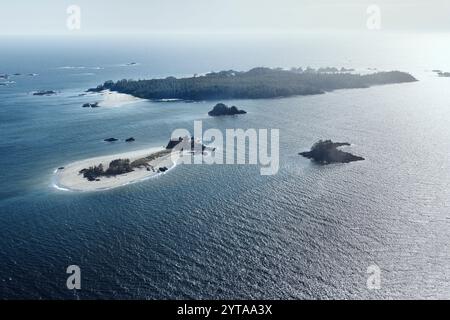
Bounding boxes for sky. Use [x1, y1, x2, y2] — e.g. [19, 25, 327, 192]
[1, 0, 450, 35]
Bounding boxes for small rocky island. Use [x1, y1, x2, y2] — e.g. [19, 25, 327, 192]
[431, 69, 450, 77]
[166, 136, 212, 152]
[33, 90, 57, 96]
[103, 137, 135, 142]
[104, 138, 118, 142]
[208, 103, 247, 116]
[82, 102, 100, 108]
[299, 140, 365, 164]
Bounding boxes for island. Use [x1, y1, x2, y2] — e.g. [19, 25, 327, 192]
[82, 102, 100, 108]
[54, 137, 211, 191]
[33, 90, 57, 96]
[299, 140, 365, 164]
[88, 67, 417, 101]
[208, 103, 247, 116]
[431, 69, 450, 77]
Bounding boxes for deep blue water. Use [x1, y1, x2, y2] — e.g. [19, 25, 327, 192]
[0, 33, 449, 299]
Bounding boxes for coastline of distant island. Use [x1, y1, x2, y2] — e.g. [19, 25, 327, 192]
[88, 67, 417, 101]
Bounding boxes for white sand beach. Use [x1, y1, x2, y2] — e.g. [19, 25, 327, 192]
[97, 90, 142, 107]
[54, 147, 176, 192]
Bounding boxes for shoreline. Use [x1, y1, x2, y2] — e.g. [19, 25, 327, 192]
[95, 90, 143, 108]
[53, 146, 176, 192]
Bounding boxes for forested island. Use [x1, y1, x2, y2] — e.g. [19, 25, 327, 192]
[88, 67, 417, 101]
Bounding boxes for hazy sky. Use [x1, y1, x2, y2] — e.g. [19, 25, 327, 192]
[1, 0, 450, 35]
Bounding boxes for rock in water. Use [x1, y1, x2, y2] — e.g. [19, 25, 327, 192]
[33, 90, 57, 96]
[437, 71, 450, 77]
[299, 140, 364, 164]
[165, 136, 208, 152]
[82, 102, 99, 108]
[208, 103, 247, 116]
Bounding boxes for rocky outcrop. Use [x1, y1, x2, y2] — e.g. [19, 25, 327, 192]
[166, 136, 209, 152]
[299, 140, 364, 164]
[82, 102, 100, 108]
[432, 69, 450, 77]
[33, 90, 57, 96]
[208, 103, 247, 116]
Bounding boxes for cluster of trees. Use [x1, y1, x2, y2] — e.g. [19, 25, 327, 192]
[106, 159, 133, 175]
[130, 150, 170, 168]
[79, 164, 104, 181]
[79, 159, 133, 181]
[89, 67, 416, 101]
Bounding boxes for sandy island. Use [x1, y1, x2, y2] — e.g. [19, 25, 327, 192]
[54, 146, 177, 192]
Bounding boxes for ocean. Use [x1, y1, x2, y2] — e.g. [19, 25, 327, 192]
[0, 32, 449, 299]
